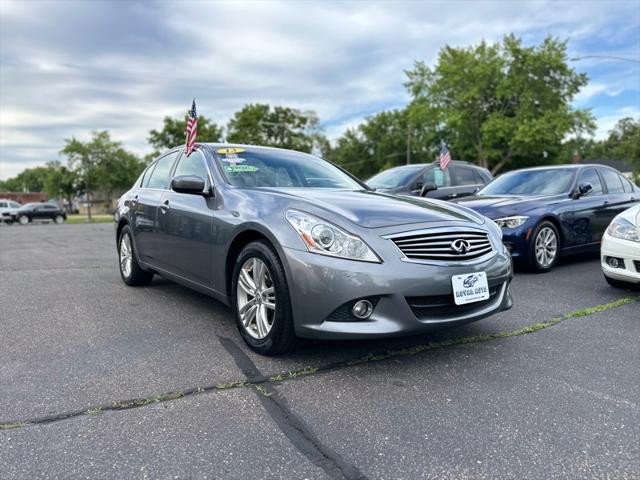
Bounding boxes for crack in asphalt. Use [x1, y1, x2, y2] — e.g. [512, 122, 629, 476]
[0, 295, 637, 432]
[217, 336, 367, 480]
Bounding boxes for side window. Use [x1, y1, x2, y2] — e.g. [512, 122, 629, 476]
[44, 205, 56, 210]
[620, 175, 633, 193]
[578, 168, 603, 195]
[146, 153, 178, 190]
[421, 166, 452, 187]
[173, 150, 209, 181]
[600, 169, 624, 194]
[454, 167, 478, 186]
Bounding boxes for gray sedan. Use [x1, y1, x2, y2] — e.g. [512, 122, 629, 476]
[115, 145, 513, 355]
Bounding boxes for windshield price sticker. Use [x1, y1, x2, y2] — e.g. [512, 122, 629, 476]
[224, 165, 258, 173]
[451, 272, 490, 305]
[217, 147, 245, 154]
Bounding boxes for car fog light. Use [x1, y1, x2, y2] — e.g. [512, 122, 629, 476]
[352, 300, 374, 319]
[607, 256, 624, 269]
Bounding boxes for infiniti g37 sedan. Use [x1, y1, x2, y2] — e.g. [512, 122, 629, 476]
[115, 145, 513, 355]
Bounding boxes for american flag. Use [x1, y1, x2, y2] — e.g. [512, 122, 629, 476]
[439, 142, 451, 171]
[185, 99, 198, 156]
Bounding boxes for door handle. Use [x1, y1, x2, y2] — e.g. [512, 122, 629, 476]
[159, 200, 170, 213]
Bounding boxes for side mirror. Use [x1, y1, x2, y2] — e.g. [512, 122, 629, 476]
[573, 182, 592, 199]
[420, 183, 438, 197]
[171, 175, 206, 195]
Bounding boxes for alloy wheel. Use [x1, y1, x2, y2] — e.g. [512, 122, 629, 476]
[237, 257, 276, 340]
[119, 233, 133, 279]
[55, 215, 64, 224]
[18, 215, 29, 225]
[534, 226, 558, 268]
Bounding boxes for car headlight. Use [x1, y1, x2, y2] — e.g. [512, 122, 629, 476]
[493, 216, 529, 229]
[607, 217, 640, 242]
[285, 210, 380, 263]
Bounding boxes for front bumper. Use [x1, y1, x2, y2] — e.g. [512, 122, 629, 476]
[281, 244, 513, 340]
[601, 232, 640, 284]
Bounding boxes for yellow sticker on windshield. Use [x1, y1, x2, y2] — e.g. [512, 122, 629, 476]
[217, 147, 245, 154]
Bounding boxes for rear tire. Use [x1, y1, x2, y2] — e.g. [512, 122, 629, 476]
[54, 215, 65, 224]
[528, 221, 559, 273]
[231, 240, 298, 355]
[118, 225, 153, 286]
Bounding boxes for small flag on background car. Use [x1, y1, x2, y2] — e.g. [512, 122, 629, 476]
[185, 99, 198, 156]
[439, 142, 451, 171]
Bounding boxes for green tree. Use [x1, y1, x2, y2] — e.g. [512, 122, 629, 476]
[226, 104, 324, 153]
[405, 35, 595, 174]
[43, 161, 78, 206]
[148, 113, 223, 159]
[0, 166, 51, 192]
[327, 109, 439, 179]
[61, 131, 144, 219]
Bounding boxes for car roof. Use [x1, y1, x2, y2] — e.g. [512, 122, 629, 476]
[507, 164, 623, 173]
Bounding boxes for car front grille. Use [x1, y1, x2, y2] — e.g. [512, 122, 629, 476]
[390, 230, 493, 262]
[406, 285, 500, 319]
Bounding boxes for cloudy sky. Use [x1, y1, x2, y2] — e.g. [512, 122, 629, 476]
[1, 0, 639, 179]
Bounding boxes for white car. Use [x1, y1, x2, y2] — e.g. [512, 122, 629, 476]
[601, 204, 640, 288]
[0, 199, 22, 224]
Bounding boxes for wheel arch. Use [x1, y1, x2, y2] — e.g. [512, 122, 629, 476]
[537, 215, 563, 247]
[224, 227, 282, 298]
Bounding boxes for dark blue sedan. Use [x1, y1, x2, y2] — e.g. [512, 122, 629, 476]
[454, 165, 639, 272]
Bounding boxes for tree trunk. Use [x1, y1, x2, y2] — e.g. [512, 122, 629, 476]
[491, 153, 512, 175]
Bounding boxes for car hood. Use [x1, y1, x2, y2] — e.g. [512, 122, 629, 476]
[453, 194, 567, 218]
[256, 188, 485, 228]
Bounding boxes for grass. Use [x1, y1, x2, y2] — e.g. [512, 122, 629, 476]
[66, 214, 114, 224]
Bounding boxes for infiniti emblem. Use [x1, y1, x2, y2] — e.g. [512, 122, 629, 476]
[450, 239, 471, 254]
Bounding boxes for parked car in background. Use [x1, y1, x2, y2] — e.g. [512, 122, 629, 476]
[366, 161, 493, 201]
[454, 165, 639, 272]
[115, 145, 512, 355]
[11, 203, 67, 225]
[601, 204, 640, 289]
[0, 199, 22, 224]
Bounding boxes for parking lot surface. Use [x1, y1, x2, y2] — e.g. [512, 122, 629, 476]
[1, 223, 638, 479]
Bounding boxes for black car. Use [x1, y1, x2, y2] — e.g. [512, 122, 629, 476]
[454, 165, 639, 272]
[366, 161, 493, 201]
[12, 203, 67, 225]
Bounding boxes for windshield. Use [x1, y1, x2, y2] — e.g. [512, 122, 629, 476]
[214, 148, 363, 189]
[367, 166, 423, 189]
[479, 169, 576, 196]
[20, 203, 40, 209]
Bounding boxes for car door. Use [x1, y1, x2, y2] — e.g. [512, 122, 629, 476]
[156, 149, 215, 285]
[564, 168, 607, 247]
[131, 151, 180, 264]
[450, 165, 485, 199]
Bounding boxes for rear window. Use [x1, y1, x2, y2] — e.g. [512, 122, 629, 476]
[146, 153, 178, 189]
[600, 169, 624, 194]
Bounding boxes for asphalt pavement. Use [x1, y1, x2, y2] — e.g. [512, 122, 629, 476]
[0, 223, 638, 479]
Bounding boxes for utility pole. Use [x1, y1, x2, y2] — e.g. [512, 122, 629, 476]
[84, 158, 92, 222]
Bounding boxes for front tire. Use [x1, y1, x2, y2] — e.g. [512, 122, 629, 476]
[18, 215, 29, 225]
[118, 225, 153, 286]
[54, 215, 65, 224]
[231, 241, 298, 355]
[528, 221, 559, 272]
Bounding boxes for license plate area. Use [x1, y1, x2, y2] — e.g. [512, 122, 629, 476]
[451, 272, 490, 305]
